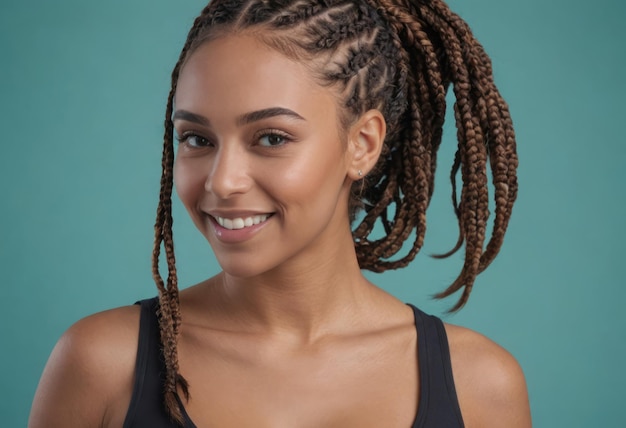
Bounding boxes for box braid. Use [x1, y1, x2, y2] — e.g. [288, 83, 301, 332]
[151, 0, 518, 423]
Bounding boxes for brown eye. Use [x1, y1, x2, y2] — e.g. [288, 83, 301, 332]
[257, 132, 289, 147]
[177, 133, 212, 148]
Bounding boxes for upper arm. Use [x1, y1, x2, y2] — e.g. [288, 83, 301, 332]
[446, 324, 532, 428]
[28, 305, 140, 428]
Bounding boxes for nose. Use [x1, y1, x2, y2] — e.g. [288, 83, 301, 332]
[205, 143, 252, 199]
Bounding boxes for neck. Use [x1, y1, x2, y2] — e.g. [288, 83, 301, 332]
[212, 225, 376, 342]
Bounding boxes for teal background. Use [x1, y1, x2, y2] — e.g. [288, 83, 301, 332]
[1, 0, 624, 426]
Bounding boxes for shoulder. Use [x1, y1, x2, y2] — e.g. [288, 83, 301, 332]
[29, 304, 142, 428]
[444, 323, 532, 428]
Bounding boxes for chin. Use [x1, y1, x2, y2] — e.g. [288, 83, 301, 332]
[214, 256, 276, 280]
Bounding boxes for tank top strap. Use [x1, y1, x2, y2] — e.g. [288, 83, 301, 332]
[123, 297, 192, 428]
[408, 304, 464, 428]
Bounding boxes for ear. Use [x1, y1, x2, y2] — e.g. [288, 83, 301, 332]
[346, 109, 386, 180]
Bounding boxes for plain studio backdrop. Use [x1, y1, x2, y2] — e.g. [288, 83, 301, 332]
[1, 0, 624, 426]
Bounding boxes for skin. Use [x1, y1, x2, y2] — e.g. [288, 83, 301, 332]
[29, 34, 531, 428]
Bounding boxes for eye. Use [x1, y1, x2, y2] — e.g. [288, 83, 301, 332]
[257, 131, 290, 147]
[176, 133, 212, 148]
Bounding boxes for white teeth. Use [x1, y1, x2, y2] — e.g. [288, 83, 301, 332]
[215, 214, 270, 230]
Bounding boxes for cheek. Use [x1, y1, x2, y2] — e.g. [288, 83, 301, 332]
[174, 158, 205, 210]
[270, 143, 348, 210]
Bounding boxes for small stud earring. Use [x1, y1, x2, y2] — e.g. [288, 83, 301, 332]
[358, 170, 363, 177]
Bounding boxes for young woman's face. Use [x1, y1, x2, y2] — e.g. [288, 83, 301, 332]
[173, 34, 354, 278]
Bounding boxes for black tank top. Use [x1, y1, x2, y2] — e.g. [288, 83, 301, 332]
[123, 298, 464, 427]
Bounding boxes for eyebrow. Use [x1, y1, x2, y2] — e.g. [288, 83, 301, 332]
[172, 107, 306, 127]
[172, 110, 210, 126]
[236, 107, 306, 126]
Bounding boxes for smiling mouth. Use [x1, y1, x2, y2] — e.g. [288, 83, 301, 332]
[213, 214, 272, 230]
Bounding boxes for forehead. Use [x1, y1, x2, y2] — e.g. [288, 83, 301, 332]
[175, 34, 337, 121]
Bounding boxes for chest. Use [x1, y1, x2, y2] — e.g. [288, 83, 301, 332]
[176, 328, 419, 427]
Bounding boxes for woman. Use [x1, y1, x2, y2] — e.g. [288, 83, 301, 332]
[29, 0, 531, 426]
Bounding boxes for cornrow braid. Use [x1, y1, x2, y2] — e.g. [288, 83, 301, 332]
[152, 0, 518, 423]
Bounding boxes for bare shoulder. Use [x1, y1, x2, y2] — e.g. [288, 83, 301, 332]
[444, 323, 532, 428]
[29, 304, 141, 428]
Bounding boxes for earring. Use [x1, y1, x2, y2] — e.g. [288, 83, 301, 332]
[358, 170, 363, 177]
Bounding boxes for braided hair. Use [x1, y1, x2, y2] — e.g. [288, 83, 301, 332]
[152, 0, 518, 423]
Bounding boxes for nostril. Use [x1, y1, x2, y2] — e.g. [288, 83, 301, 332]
[205, 169, 252, 198]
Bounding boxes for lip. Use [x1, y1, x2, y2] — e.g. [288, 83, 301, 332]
[206, 211, 274, 244]
[207, 209, 273, 218]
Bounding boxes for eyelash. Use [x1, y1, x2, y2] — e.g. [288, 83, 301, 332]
[254, 129, 293, 148]
[175, 132, 213, 149]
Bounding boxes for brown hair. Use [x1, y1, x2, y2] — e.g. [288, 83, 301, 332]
[152, 0, 518, 423]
